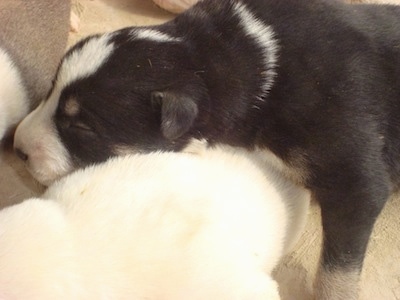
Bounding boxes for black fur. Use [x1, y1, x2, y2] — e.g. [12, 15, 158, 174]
[51, 0, 400, 296]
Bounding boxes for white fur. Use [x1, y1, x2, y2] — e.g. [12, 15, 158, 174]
[0, 48, 29, 140]
[0, 147, 309, 300]
[13, 100, 73, 186]
[58, 33, 115, 89]
[184, 140, 310, 252]
[132, 28, 182, 42]
[233, 2, 279, 96]
[13, 34, 115, 185]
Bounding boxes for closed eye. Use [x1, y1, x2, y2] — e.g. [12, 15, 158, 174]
[70, 122, 94, 133]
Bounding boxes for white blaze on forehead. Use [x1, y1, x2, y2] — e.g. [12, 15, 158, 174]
[131, 28, 182, 43]
[41, 33, 116, 122]
[56, 33, 115, 89]
[233, 2, 278, 96]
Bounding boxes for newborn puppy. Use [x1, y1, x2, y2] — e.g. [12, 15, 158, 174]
[0, 0, 70, 140]
[14, 0, 400, 298]
[0, 146, 309, 300]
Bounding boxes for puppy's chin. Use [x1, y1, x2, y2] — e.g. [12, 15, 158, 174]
[28, 170, 60, 187]
[25, 160, 73, 187]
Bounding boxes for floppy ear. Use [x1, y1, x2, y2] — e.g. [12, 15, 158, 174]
[151, 90, 199, 140]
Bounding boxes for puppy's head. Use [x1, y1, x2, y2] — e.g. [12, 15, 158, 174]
[14, 28, 209, 185]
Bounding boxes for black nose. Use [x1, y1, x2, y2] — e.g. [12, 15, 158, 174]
[14, 148, 28, 161]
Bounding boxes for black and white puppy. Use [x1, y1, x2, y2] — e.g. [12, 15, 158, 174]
[13, 0, 400, 299]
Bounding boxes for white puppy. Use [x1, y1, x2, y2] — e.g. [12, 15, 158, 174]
[0, 147, 309, 300]
[0, 0, 70, 140]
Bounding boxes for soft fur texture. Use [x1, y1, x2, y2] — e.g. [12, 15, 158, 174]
[0, 0, 70, 140]
[0, 50, 27, 139]
[13, 0, 400, 298]
[0, 146, 309, 300]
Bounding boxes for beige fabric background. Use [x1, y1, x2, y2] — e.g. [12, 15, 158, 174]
[0, 0, 399, 299]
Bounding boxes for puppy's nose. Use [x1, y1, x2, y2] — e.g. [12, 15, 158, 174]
[14, 148, 28, 161]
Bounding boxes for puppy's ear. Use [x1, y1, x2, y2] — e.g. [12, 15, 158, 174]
[151, 90, 199, 140]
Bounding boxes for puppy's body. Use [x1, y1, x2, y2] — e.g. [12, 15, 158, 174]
[14, 0, 400, 298]
[0, 0, 70, 139]
[0, 147, 309, 300]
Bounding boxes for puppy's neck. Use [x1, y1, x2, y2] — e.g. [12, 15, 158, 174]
[174, 0, 279, 144]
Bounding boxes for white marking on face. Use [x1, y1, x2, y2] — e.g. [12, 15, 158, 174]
[56, 33, 115, 88]
[0, 48, 28, 140]
[13, 34, 116, 185]
[131, 28, 182, 43]
[233, 2, 279, 96]
[13, 101, 73, 186]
